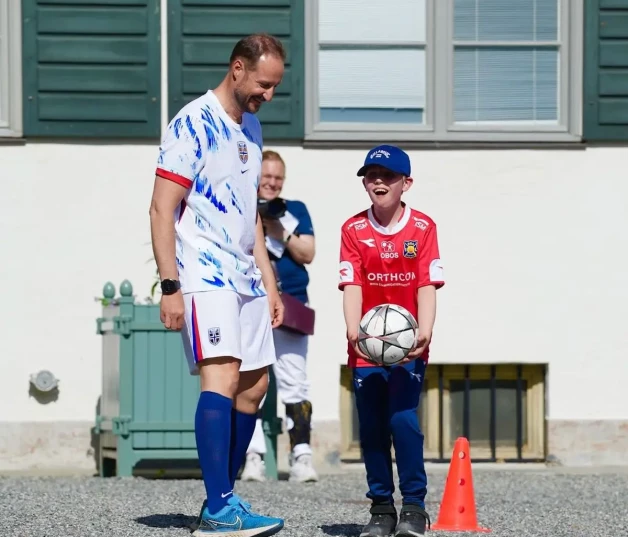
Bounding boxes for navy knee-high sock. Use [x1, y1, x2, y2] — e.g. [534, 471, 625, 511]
[229, 409, 258, 488]
[195, 391, 233, 514]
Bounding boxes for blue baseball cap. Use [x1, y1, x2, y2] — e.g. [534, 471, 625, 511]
[356, 144, 411, 177]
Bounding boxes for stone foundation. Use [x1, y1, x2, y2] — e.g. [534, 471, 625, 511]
[0, 421, 97, 473]
[546, 419, 628, 466]
[0, 420, 345, 475]
[2, 419, 627, 473]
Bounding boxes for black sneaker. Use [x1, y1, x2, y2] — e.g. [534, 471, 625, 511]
[360, 503, 398, 537]
[394, 504, 430, 537]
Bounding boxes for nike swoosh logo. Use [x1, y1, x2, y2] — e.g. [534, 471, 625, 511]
[221, 491, 233, 498]
[200, 515, 242, 531]
[241, 169, 249, 174]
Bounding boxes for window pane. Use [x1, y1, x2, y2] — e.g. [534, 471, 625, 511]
[454, 47, 558, 123]
[319, 49, 426, 124]
[449, 380, 528, 448]
[319, 0, 426, 43]
[454, 0, 558, 42]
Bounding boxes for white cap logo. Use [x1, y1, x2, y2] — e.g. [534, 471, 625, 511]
[370, 149, 390, 159]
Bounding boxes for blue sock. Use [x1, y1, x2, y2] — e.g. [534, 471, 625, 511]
[195, 391, 233, 514]
[229, 409, 258, 488]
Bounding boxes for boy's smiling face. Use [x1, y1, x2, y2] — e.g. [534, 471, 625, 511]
[362, 165, 413, 210]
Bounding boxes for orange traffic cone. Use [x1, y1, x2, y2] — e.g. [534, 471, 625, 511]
[432, 437, 491, 533]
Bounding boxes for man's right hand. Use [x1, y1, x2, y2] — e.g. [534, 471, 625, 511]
[160, 292, 185, 331]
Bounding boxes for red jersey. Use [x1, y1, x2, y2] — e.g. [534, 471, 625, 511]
[338, 205, 445, 368]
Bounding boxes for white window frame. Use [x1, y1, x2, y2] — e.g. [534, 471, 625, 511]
[0, 0, 23, 138]
[305, 0, 583, 143]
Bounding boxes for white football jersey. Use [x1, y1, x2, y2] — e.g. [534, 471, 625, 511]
[155, 90, 265, 296]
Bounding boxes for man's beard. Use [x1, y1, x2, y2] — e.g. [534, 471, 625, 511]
[234, 87, 253, 113]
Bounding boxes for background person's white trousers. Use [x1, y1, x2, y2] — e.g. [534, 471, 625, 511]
[247, 326, 311, 456]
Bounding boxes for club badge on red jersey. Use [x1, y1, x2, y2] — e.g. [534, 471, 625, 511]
[403, 240, 418, 259]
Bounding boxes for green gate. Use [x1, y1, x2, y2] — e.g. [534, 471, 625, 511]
[93, 280, 282, 478]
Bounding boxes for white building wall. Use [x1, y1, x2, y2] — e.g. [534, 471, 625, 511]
[1, 142, 627, 467]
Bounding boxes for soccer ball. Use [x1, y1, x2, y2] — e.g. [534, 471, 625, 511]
[358, 304, 419, 366]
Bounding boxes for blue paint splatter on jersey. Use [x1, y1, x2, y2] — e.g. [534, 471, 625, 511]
[221, 227, 232, 244]
[195, 215, 209, 231]
[200, 107, 218, 152]
[199, 249, 223, 273]
[228, 278, 238, 291]
[205, 183, 227, 213]
[157, 150, 165, 165]
[194, 174, 206, 195]
[201, 106, 218, 132]
[176, 257, 184, 269]
[219, 118, 231, 141]
[185, 116, 203, 159]
[250, 278, 264, 295]
[225, 183, 244, 215]
[233, 252, 244, 273]
[202, 276, 225, 288]
[205, 125, 217, 152]
[173, 117, 183, 139]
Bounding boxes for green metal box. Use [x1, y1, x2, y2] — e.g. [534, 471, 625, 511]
[93, 280, 282, 478]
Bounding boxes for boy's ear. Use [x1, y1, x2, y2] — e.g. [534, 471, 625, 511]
[362, 177, 367, 189]
[402, 176, 414, 192]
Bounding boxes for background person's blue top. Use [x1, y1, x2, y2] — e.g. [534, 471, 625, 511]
[275, 199, 314, 304]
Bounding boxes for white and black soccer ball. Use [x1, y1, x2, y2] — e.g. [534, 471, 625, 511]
[358, 304, 419, 366]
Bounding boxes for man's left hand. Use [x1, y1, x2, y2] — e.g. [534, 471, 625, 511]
[267, 289, 285, 328]
[405, 330, 432, 361]
[263, 218, 285, 241]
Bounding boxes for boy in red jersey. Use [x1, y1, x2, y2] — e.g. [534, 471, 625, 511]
[338, 145, 445, 537]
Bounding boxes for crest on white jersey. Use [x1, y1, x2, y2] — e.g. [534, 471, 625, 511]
[237, 141, 248, 164]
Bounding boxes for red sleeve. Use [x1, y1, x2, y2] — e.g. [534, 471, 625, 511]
[338, 224, 363, 289]
[418, 224, 445, 289]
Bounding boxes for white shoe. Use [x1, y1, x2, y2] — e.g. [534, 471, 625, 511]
[240, 453, 266, 482]
[289, 453, 319, 483]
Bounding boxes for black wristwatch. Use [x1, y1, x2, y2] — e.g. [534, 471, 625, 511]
[160, 279, 181, 295]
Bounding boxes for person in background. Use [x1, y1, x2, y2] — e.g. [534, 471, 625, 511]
[240, 150, 319, 483]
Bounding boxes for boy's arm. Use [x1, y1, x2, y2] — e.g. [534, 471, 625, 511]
[407, 223, 445, 359]
[338, 223, 369, 360]
[407, 285, 437, 358]
[343, 285, 369, 359]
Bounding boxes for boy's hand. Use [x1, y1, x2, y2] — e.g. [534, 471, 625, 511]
[347, 329, 372, 362]
[405, 330, 432, 360]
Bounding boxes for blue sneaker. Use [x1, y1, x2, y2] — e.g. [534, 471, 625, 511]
[190, 499, 207, 533]
[192, 495, 284, 536]
[190, 496, 254, 533]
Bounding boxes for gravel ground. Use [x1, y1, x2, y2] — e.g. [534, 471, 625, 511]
[1, 466, 626, 537]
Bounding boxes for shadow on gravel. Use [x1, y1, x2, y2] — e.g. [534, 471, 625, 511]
[134, 513, 196, 530]
[319, 523, 362, 536]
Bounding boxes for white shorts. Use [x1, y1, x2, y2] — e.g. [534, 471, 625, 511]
[181, 290, 277, 375]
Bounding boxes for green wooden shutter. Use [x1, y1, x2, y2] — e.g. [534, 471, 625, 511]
[583, 0, 628, 141]
[22, 0, 161, 138]
[168, 0, 304, 141]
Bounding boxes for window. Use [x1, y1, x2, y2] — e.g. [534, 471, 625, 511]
[0, 0, 22, 137]
[306, 0, 582, 142]
[339, 363, 546, 462]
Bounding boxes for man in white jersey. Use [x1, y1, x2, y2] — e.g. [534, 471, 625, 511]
[149, 34, 286, 537]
